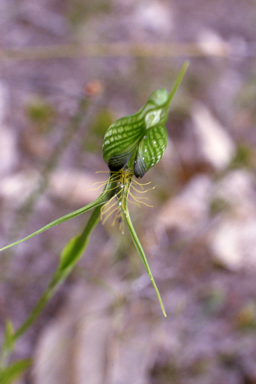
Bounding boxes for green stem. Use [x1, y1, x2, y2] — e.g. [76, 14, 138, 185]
[14, 206, 101, 340]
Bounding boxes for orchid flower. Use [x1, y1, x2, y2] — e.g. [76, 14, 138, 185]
[0, 62, 188, 319]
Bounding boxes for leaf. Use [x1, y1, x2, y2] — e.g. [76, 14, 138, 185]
[0, 180, 114, 254]
[58, 206, 101, 273]
[2, 320, 15, 353]
[121, 180, 167, 317]
[0, 320, 15, 365]
[0, 359, 31, 384]
[13, 206, 102, 341]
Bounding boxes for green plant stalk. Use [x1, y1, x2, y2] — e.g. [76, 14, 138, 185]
[15, 206, 101, 341]
[1, 205, 102, 367]
[121, 178, 167, 317]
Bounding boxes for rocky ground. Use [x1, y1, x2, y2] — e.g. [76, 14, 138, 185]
[0, 0, 256, 383]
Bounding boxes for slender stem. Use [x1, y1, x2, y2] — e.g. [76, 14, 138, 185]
[14, 206, 101, 341]
[0, 42, 231, 62]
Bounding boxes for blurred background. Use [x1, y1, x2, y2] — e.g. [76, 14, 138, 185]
[1, 0, 256, 383]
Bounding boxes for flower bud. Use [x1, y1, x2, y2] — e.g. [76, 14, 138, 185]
[102, 88, 171, 178]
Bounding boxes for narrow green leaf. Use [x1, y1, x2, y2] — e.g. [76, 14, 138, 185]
[0, 183, 113, 254]
[13, 206, 102, 341]
[58, 206, 101, 272]
[0, 320, 15, 369]
[2, 321, 15, 353]
[0, 359, 31, 384]
[166, 61, 189, 107]
[121, 183, 167, 317]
